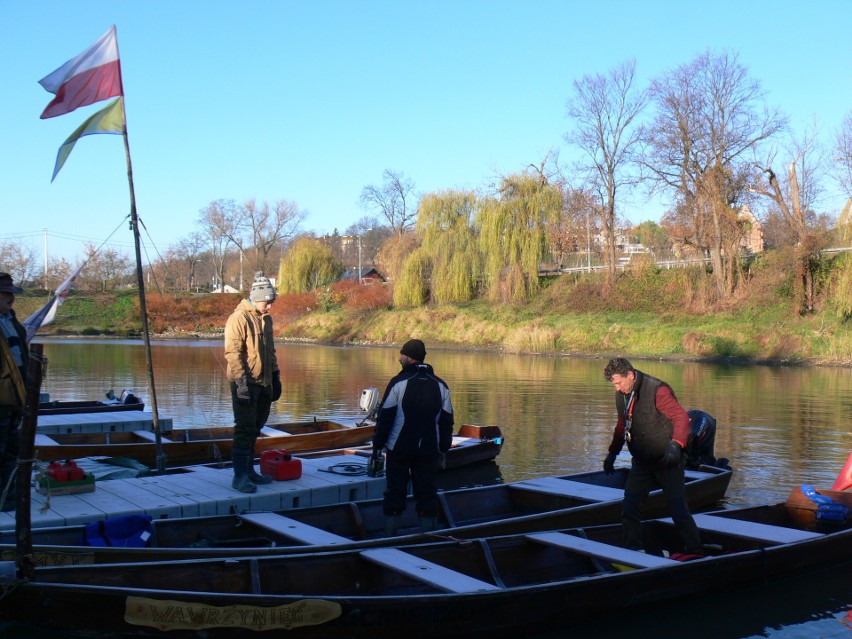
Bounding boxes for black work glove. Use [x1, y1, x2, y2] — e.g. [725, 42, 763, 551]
[235, 375, 251, 406]
[661, 440, 683, 468]
[271, 371, 282, 402]
[603, 452, 617, 475]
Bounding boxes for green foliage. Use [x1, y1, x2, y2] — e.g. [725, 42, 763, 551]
[477, 173, 562, 304]
[393, 247, 431, 307]
[832, 200, 852, 319]
[416, 190, 481, 304]
[630, 220, 671, 255]
[278, 237, 344, 294]
[316, 287, 343, 312]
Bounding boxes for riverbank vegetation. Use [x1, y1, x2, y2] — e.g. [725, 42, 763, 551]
[14, 244, 850, 366]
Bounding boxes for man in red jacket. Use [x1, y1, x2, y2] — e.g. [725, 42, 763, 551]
[603, 357, 702, 554]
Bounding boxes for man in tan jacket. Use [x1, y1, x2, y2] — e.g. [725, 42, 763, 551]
[224, 273, 281, 493]
[0, 273, 28, 511]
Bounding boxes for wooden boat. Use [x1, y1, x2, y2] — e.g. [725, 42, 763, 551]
[31, 422, 499, 470]
[0, 464, 729, 564]
[298, 424, 503, 470]
[0, 485, 848, 638]
[38, 398, 145, 415]
[33, 418, 377, 467]
[39, 389, 145, 415]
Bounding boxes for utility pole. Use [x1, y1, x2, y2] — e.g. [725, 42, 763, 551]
[357, 235, 363, 284]
[43, 228, 48, 291]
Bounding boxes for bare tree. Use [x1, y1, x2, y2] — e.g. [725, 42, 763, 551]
[565, 59, 648, 283]
[547, 186, 598, 270]
[77, 243, 133, 291]
[834, 111, 852, 198]
[241, 198, 305, 275]
[343, 216, 390, 270]
[198, 199, 240, 292]
[157, 232, 207, 293]
[0, 241, 41, 288]
[752, 126, 830, 312]
[644, 50, 786, 298]
[359, 169, 417, 235]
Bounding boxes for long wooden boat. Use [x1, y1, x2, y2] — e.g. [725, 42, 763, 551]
[38, 398, 146, 415]
[0, 464, 729, 564]
[298, 424, 503, 470]
[33, 418, 377, 467]
[0, 485, 848, 638]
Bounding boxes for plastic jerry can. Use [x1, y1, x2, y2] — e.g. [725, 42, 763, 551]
[259, 449, 302, 480]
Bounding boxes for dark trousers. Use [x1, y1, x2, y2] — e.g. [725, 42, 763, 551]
[383, 450, 439, 517]
[622, 457, 702, 553]
[230, 382, 272, 450]
[0, 408, 21, 508]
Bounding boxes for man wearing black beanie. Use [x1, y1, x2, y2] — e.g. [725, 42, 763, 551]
[372, 339, 454, 535]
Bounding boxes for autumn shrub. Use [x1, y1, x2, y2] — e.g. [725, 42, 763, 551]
[338, 281, 392, 313]
[272, 291, 318, 323]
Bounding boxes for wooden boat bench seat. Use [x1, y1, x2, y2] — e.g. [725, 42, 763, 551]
[239, 512, 351, 546]
[360, 548, 501, 593]
[526, 531, 678, 568]
[260, 426, 291, 437]
[513, 477, 624, 502]
[657, 514, 823, 544]
[131, 430, 173, 443]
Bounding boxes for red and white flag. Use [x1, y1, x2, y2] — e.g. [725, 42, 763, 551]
[23, 261, 86, 343]
[39, 26, 123, 119]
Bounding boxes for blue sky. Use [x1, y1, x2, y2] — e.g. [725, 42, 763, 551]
[1, 0, 850, 263]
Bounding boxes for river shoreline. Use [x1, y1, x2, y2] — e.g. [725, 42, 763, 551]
[35, 330, 851, 369]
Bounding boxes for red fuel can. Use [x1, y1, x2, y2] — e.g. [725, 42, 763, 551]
[62, 460, 86, 481]
[46, 461, 69, 482]
[260, 449, 302, 480]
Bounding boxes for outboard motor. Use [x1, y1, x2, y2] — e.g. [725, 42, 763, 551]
[686, 409, 729, 470]
[359, 388, 380, 418]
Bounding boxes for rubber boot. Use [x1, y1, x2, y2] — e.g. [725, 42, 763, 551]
[418, 515, 438, 532]
[247, 445, 272, 485]
[384, 514, 402, 537]
[231, 447, 257, 493]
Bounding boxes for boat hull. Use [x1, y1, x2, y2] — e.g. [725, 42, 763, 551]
[2, 488, 850, 639]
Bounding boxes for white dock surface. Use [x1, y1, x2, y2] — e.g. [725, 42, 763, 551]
[36, 411, 173, 435]
[0, 454, 384, 531]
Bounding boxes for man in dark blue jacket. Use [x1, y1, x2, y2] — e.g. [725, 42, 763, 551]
[373, 339, 454, 535]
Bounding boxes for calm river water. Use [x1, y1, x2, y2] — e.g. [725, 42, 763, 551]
[6, 339, 852, 639]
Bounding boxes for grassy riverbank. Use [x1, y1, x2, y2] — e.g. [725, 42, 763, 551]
[14, 251, 851, 366]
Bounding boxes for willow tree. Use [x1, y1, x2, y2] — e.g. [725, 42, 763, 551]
[375, 232, 420, 283]
[417, 190, 480, 304]
[477, 173, 562, 304]
[277, 237, 343, 294]
[393, 247, 431, 308]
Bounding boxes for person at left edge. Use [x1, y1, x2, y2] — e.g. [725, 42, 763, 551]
[372, 339, 454, 536]
[0, 272, 28, 511]
[224, 272, 282, 493]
